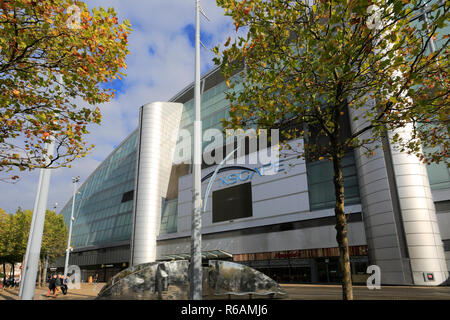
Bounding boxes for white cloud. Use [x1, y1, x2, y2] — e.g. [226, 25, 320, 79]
[0, 0, 236, 213]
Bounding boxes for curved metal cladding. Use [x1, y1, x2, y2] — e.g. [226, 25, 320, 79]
[96, 260, 286, 300]
[349, 101, 412, 285]
[387, 125, 448, 285]
[131, 102, 184, 266]
[349, 101, 448, 286]
[206, 260, 286, 298]
[97, 260, 190, 300]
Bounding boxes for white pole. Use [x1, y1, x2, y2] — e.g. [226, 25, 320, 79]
[421, 4, 437, 53]
[18, 171, 43, 297]
[64, 177, 79, 279]
[189, 0, 202, 300]
[21, 136, 55, 300]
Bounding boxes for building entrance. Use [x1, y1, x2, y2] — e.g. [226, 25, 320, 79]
[317, 257, 340, 283]
[254, 266, 312, 283]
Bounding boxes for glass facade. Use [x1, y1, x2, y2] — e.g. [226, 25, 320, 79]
[179, 75, 242, 150]
[61, 74, 239, 248]
[61, 130, 138, 248]
[60, 69, 362, 249]
[306, 152, 361, 211]
[159, 199, 178, 235]
[421, 4, 450, 192]
[60, 58, 443, 252]
[160, 75, 241, 234]
[426, 162, 450, 190]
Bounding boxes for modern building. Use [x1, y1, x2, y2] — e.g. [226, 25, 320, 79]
[50, 64, 449, 286]
[51, 4, 450, 285]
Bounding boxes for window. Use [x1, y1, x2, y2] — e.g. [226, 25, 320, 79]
[212, 182, 253, 223]
[121, 190, 134, 203]
[307, 152, 360, 211]
[426, 161, 450, 190]
[160, 199, 178, 235]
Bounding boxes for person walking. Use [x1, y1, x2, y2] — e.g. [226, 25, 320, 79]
[54, 273, 62, 295]
[46, 274, 57, 298]
[60, 275, 68, 295]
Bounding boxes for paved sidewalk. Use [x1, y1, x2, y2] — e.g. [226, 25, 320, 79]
[0, 283, 104, 300]
[1, 283, 449, 300]
[280, 283, 450, 300]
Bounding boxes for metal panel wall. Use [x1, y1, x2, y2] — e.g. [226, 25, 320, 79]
[387, 125, 448, 285]
[349, 100, 448, 285]
[131, 102, 183, 266]
[349, 99, 414, 285]
[175, 146, 311, 236]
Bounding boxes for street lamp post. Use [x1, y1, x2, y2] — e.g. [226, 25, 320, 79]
[21, 136, 56, 300]
[18, 172, 43, 298]
[189, 0, 203, 300]
[64, 176, 79, 280]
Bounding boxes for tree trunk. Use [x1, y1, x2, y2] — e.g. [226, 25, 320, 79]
[332, 153, 354, 300]
[37, 259, 41, 288]
[42, 255, 48, 286]
[41, 258, 45, 287]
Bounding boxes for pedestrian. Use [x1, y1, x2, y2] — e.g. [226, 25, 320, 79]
[55, 273, 62, 295]
[46, 274, 57, 298]
[94, 274, 98, 283]
[60, 275, 68, 295]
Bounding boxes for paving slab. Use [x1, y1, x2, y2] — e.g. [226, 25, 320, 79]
[1, 283, 449, 300]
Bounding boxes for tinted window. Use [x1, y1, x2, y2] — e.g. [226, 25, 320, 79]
[212, 183, 252, 223]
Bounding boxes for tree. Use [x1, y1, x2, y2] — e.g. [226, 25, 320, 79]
[214, 0, 449, 299]
[0, 207, 10, 282]
[0, 207, 68, 285]
[39, 209, 68, 286]
[0, 0, 131, 182]
[8, 209, 31, 268]
[0, 208, 31, 280]
[0, 208, 8, 256]
[42, 210, 68, 263]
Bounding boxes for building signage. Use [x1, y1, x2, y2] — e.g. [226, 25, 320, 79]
[218, 159, 286, 187]
[274, 251, 302, 259]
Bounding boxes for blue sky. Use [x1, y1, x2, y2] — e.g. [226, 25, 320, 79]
[0, 0, 239, 214]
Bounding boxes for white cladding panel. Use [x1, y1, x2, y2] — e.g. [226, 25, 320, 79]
[156, 221, 367, 259]
[158, 139, 365, 255]
[349, 97, 448, 286]
[387, 127, 448, 286]
[176, 145, 311, 236]
[131, 102, 183, 266]
[151, 102, 449, 286]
